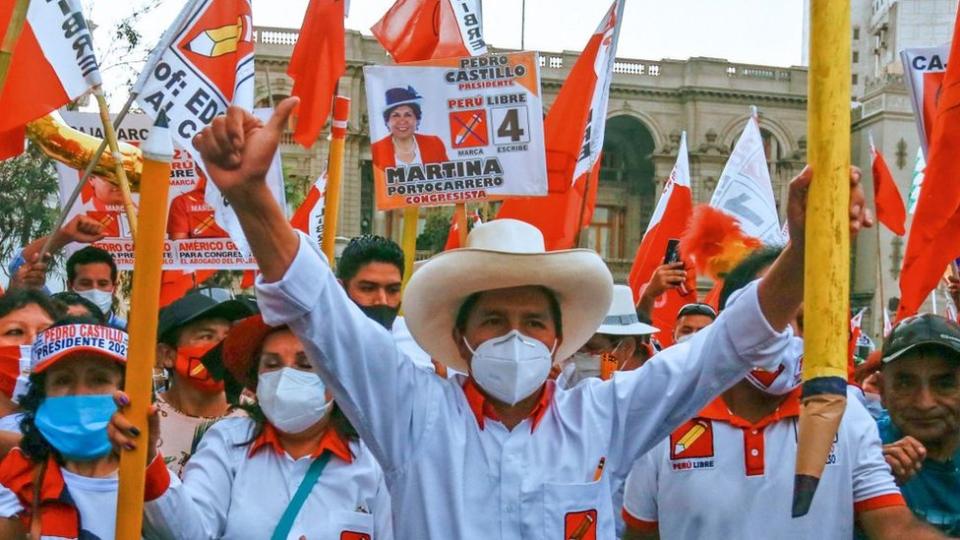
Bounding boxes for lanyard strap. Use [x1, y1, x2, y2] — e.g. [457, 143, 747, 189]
[271, 451, 333, 540]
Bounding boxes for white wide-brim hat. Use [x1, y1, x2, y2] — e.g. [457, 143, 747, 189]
[403, 219, 614, 373]
[596, 284, 659, 336]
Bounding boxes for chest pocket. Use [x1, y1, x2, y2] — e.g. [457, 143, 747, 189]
[541, 480, 612, 540]
[330, 510, 374, 540]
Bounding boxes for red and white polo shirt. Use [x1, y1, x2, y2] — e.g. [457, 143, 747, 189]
[622, 387, 904, 539]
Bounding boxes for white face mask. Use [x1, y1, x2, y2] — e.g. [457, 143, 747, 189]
[75, 288, 114, 316]
[568, 352, 602, 380]
[256, 368, 332, 434]
[466, 330, 555, 406]
[675, 333, 694, 344]
[746, 336, 804, 395]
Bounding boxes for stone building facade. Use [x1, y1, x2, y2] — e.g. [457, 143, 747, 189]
[253, 27, 808, 282]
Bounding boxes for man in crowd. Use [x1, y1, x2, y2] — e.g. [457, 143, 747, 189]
[63, 246, 126, 329]
[622, 247, 945, 540]
[557, 284, 658, 388]
[673, 302, 717, 343]
[877, 313, 960, 535]
[186, 98, 870, 537]
[155, 287, 253, 475]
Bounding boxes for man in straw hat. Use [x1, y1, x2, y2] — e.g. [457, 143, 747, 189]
[189, 98, 872, 538]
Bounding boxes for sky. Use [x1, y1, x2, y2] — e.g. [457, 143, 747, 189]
[88, 0, 806, 94]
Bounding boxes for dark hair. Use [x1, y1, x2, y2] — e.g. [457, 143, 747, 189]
[382, 103, 422, 125]
[66, 246, 118, 285]
[677, 303, 718, 321]
[19, 316, 124, 464]
[50, 292, 106, 323]
[0, 289, 63, 321]
[455, 286, 563, 336]
[718, 246, 784, 310]
[337, 235, 404, 283]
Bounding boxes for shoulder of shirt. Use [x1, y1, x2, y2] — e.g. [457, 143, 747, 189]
[0, 448, 32, 484]
[202, 416, 257, 442]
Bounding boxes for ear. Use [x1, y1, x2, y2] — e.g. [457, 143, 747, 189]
[875, 371, 887, 406]
[157, 343, 176, 369]
[621, 338, 638, 360]
[551, 335, 564, 360]
[453, 328, 473, 372]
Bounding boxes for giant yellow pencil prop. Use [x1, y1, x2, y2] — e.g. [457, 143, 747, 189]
[114, 112, 173, 539]
[793, 0, 850, 518]
[321, 96, 351, 264]
[401, 207, 418, 290]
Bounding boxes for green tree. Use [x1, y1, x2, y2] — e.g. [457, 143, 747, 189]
[417, 209, 453, 254]
[0, 143, 59, 280]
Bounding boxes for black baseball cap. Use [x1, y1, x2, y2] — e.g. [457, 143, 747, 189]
[677, 303, 718, 320]
[157, 287, 256, 341]
[881, 313, 960, 365]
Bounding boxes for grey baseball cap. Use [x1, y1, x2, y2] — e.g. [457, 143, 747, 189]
[881, 313, 960, 364]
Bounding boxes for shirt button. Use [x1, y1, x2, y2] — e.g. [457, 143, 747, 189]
[750, 449, 759, 457]
[751, 429, 758, 435]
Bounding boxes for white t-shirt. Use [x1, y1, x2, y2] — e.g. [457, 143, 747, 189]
[0, 412, 23, 433]
[0, 464, 117, 539]
[621, 388, 904, 539]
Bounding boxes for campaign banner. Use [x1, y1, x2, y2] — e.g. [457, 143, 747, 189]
[363, 51, 548, 209]
[901, 45, 948, 156]
[55, 110, 283, 270]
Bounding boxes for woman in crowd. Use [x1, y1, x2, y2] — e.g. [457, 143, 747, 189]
[113, 314, 392, 539]
[0, 319, 158, 539]
[50, 292, 106, 323]
[0, 290, 63, 433]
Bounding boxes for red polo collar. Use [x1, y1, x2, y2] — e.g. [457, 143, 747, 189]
[462, 378, 556, 432]
[699, 387, 802, 429]
[248, 422, 353, 463]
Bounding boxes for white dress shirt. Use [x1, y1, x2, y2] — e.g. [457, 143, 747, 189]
[255, 232, 791, 539]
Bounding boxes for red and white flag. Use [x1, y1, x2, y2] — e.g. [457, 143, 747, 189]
[496, 0, 625, 249]
[0, 0, 102, 159]
[868, 134, 907, 236]
[290, 172, 328, 250]
[134, 0, 284, 254]
[897, 8, 960, 320]
[902, 45, 948, 156]
[709, 110, 783, 245]
[288, 0, 345, 148]
[371, 0, 486, 63]
[443, 209, 482, 250]
[627, 132, 696, 346]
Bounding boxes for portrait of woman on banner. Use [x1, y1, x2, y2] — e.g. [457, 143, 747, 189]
[371, 86, 449, 170]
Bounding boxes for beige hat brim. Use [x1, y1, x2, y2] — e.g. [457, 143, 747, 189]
[403, 248, 614, 372]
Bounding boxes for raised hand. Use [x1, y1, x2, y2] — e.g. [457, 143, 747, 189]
[60, 214, 106, 244]
[785, 165, 874, 248]
[192, 97, 298, 203]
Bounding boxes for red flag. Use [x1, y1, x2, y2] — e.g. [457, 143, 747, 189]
[0, 0, 102, 159]
[371, 0, 486, 63]
[443, 209, 482, 250]
[627, 133, 696, 346]
[869, 137, 906, 236]
[496, 0, 624, 248]
[897, 6, 960, 320]
[287, 0, 345, 148]
[159, 270, 217, 308]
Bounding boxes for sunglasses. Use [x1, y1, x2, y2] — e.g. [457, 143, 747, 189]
[677, 303, 718, 319]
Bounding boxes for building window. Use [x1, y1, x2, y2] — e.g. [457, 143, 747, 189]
[584, 205, 626, 259]
[360, 160, 374, 234]
[852, 74, 859, 85]
[853, 51, 859, 63]
[853, 26, 860, 40]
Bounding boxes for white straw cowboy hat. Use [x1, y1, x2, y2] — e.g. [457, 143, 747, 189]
[596, 285, 659, 336]
[403, 219, 614, 372]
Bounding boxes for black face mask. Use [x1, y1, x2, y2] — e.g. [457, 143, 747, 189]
[358, 304, 399, 330]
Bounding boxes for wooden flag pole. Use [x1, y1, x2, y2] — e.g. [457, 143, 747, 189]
[793, 0, 851, 518]
[454, 203, 468, 245]
[113, 112, 173, 540]
[95, 90, 139, 239]
[401, 207, 418, 289]
[0, 0, 29, 97]
[321, 96, 351, 264]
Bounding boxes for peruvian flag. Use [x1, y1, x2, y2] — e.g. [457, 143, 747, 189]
[897, 8, 960, 320]
[371, 0, 486, 63]
[496, 0, 625, 249]
[290, 172, 328, 249]
[902, 44, 948, 155]
[0, 0, 102, 159]
[868, 135, 907, 236]
[627, 133, 696, 346]
[288, 0, 346, 148]
[709, 110, 783, 245]
[443, 209, 482, 250]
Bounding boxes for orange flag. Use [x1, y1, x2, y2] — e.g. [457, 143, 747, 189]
[869, 136, 906, 236]
[897, 6, 960, 320]
[496, 0, 625, 248]
[371, 0, 486, 63]
[288, 0, 346, 148]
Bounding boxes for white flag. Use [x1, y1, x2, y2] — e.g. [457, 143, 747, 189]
[710, 113, 783, 245]
[907, 148, 926, 215]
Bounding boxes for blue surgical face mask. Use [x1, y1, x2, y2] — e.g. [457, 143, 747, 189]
[34, 395, 117, 461]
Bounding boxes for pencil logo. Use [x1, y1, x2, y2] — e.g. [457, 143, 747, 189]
[185, 15, 253, 58]
[670, 419, 714, 461]
[564, 510, 598, 540]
